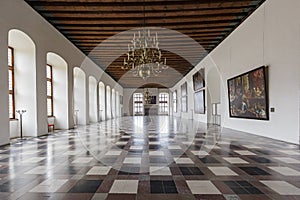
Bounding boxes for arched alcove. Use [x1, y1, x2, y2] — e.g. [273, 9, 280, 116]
[98, 82, 105, 121]
[46, 52, 68, 129]
[8, 29, 36, 138]
[106, 85, 111, 119]
[111, 88, 116, 119]
[89, 76, 98, 123]
[73, 67, 86, 125]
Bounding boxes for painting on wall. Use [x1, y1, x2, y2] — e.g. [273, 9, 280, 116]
[193, 68, 205, 91]
[181, 82, 188, 112]
[149, 96, 156, 104]
[120, 95, 123, 105]
[181, 82, 187, 96]
[194, 90, 205, 114]
[227, 66, 269, 120]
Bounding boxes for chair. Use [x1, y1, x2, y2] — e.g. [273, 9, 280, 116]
[47, 116, 55, 132]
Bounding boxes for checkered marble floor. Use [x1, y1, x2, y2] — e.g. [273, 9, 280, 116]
[1, 116, 300, 199]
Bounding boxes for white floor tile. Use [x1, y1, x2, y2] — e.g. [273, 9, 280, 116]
[123, 157, 141, 164]
[149, 151, 164, 156]
[149, 141, 160, 145]
[175, 157, 194, 164]
[30, 179, 67, 193]
[269, 167, 300, 176]
[191, 151, 209, 156]
[260, 181, 300, 195]
[105, 150, 122, 156]
[278, 150, 300, 155]
[115, 141, 128, 145]
[150, 167, 172, 176]
[204, 145, 221, 149]
[186, 180, 221, 194]
[130, 146, 143, 150]
[223, 157, 249, 164]
[273, 157, 300, 164]
[243, 144, 261, 149]
[168, 145, 182, 150]
[87, 166, 112, 175]
[109, 180, 139, 193]
[208, 167, 238, 176]
[234, 150, 256, 155]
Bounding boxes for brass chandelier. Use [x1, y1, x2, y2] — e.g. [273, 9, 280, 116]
[122, 30, 167, 80]
[122, 1, 167, 80]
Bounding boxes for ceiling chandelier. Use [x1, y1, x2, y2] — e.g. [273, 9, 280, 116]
[122, 1, 167, 80]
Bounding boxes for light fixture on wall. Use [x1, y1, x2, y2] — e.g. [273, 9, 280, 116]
[122, 0, 167, 80]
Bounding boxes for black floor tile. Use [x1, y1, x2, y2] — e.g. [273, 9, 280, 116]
[150, 180, 177, 194]
[239, 167, 270, 175]
[199, 157, 220, 163]
[249, 156, 273, 163]
[179, 167, 204, 175]
[68, 180, 102, 193]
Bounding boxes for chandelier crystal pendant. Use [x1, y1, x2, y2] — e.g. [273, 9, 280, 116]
[122, 29, 168, 80]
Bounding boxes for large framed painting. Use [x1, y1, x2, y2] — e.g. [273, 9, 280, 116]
[149, 96, 156, 104]
[181, 82, 187, 96]
[181, 82, 188, 112]
[193, 68, 205, 91]
[227, 66, 269, 120]
[194, 90, 205, 114]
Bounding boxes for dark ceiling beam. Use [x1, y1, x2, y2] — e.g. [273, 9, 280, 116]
[49, 17, 240, 25]
[26, 0, 260, 10]
[39, 6, 254, 16]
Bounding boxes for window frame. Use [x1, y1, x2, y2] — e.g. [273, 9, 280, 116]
[133, 93, 143, 115]
[159, 93, 169, 114]
[8, 47, 15, 119]
[47, 64, 54, 117]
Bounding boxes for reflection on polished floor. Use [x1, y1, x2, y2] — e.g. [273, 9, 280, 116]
[1, 116, 300, 199]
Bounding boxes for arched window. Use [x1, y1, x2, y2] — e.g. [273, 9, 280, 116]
[159, 93, 169, 114]
[8, 47, 15, 119]
[173, 90, 177, 113]
[133, 93, 143, 115]
[46, 64, 53, 116]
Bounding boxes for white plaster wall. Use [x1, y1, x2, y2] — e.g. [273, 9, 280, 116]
[0, 0, 123, 144]
[172, 0, 300, 144]
[47, 52, 68, 129]
[9, 29, 37, 137]
[0, 29, 10, 145]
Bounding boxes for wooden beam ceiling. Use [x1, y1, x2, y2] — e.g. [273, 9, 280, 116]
[25, 0, 265, 88]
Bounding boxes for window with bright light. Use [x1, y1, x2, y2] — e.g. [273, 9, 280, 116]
[8, 47, 15, 119]
[159, 93, 169, 113]
[47, 64, 53, 116]
[133, 93, 143, 115]
[173, 91, 177, 113]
